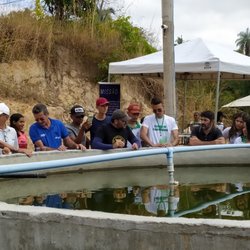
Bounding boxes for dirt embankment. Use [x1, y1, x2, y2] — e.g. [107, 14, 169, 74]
[0, 52, 151, 137]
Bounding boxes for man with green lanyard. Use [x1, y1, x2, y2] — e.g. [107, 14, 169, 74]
[140, 97, 179, 147]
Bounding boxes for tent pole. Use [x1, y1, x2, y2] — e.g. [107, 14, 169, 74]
[182, 81, 187, 132]
[215, 72, 221, 123]
[108, 74, 111, 82]
[162, 0, 176, 118]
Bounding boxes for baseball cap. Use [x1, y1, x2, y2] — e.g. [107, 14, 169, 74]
[70, 105, 85, 115]
[0, 103, 10, 116]
[127, 103, 141, 114]
[96, 97, 109, 106]
[111, 109, 128, 121]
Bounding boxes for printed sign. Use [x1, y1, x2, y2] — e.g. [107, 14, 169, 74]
[99, 82, 120, 116]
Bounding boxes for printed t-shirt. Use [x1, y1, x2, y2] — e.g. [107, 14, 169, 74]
[142, 114, 178, 144]
[92, 123, 139, 150]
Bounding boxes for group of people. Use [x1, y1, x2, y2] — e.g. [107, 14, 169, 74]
[187, 110, 250, 145]
[1, 97, 250, 157]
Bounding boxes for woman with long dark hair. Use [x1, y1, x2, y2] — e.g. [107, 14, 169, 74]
[10, 113, 28, 149]
[222, 112, 248, 144]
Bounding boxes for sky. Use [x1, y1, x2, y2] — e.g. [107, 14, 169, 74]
[113, 0, 250, 50]
[1, 0, 249, 51]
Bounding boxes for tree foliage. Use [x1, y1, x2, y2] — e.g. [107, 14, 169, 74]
[35, 0, 45, 19]
[175, 36, 184, 45]
[42, 0, 96, 20]
[235, 27, 250, 56]
[111, 16, 156, 57]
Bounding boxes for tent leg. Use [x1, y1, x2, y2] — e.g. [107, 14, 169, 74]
[182, 81, 187, 132]
[215, 72, 221, 122]
[108, 74, 111, 82]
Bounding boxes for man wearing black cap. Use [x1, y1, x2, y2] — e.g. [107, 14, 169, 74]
[189, 110, 225, 145]
[65, 105, 90, 148]
[92, 109, 140, 150]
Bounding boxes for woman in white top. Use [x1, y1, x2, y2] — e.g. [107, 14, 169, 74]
[222, 112, 248, 144]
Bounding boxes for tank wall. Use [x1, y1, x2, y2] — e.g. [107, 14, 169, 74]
[0, 202, 250, 250]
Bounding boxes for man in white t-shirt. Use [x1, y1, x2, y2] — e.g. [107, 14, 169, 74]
[140, 97, 179, 147]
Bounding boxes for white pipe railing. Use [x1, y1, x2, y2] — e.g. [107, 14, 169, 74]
[0, 144, 249, 174]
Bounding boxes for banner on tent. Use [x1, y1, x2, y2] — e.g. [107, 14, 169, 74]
[99, 82, 120, 116]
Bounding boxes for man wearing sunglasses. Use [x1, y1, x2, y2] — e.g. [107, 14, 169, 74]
[29, 103, 86, 151]
[65, 105, 90, 148]
[92, 109, 140, 150]
[140, 97, 179, 147]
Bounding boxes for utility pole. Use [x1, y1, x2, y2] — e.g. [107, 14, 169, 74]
[161, 0, 176, 118]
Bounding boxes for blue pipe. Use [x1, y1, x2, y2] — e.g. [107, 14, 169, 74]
[0, 148, 170, 174]
[0, 144, 249, 174]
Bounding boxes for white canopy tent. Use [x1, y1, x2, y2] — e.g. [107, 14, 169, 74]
[109, 38, 250, 80]
[223, 95, 250, 108]
[108, 38, 250, 121]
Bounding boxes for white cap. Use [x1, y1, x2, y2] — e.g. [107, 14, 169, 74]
[0, 103, 10, 116]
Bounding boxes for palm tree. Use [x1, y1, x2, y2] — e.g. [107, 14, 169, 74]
[96, 0, 115, 22]
[175, 36, 184, 46]
[235, 28, 250, 56]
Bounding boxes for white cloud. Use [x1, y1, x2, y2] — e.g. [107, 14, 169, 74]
[117, 0, 250, 50]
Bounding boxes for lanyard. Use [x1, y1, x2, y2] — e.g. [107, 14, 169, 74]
[155, 116, 165, 136]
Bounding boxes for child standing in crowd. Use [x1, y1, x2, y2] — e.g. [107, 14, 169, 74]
[10, 113, 28, 149]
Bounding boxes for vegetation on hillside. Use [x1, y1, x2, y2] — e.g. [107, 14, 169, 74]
[0, 7, 156, 80]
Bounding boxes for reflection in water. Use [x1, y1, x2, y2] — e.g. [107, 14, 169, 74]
[6, 182, 250, 220]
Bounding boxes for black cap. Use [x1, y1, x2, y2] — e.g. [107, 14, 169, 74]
[111, 109, 127, 121]
[70, 105, 85, 115]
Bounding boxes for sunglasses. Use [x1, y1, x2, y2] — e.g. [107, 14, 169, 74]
[153, 108, 163, 113]
[75, 115, 84, 119]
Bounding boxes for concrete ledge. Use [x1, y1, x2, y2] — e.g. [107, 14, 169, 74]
[0, 202, 250, 250]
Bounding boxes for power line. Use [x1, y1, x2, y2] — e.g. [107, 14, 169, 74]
[0, 0, 27, 6]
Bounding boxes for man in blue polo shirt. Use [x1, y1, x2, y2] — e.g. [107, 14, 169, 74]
[29, 103, 86, 151]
